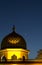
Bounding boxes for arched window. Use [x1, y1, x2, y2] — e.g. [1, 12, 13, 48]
[11, 55, 17, 61]
[1, 55, 7, 62]
[23, 56, 25, 61]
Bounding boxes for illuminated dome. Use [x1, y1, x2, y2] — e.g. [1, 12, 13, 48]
[1, 26, 26, 49]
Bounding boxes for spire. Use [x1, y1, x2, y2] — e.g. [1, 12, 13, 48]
[12, 25, 16, 32]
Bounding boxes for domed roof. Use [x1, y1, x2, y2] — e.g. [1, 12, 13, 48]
[1, 27, 26, 49]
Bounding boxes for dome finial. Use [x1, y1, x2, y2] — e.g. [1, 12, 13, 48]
[12, 25, 15, 32]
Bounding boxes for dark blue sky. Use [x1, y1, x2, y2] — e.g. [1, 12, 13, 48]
[0, 0, 42, 59]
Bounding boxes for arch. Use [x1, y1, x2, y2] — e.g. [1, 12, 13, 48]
[1, 55, 7, 62]
[22, 56, 25, 61]
[11, 55, 17, 61]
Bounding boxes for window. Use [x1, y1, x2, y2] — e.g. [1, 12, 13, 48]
[1, 55, 7, 62]
[11, 55, 17, 60]
[23, 56, 25, 61]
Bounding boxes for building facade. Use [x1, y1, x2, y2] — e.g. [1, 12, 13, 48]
[0, 26, 42, 65]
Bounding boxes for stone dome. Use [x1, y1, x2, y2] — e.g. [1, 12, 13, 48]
[1, 29, 26, 49]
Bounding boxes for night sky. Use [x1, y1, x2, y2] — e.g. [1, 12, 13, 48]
[0, 0, 42, 59]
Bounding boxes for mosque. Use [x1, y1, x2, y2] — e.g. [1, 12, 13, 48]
[0, 26, 42, 65]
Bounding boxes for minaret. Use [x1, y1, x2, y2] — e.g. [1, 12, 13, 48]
[12, 25, 16, 32]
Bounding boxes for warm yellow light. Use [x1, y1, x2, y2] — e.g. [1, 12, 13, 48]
[7, 49, 28, 59]
[1, 49, 29, 60]
[8, 38, 20, 44]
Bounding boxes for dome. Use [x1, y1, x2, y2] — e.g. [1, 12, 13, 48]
[1, 27, 26, 49]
